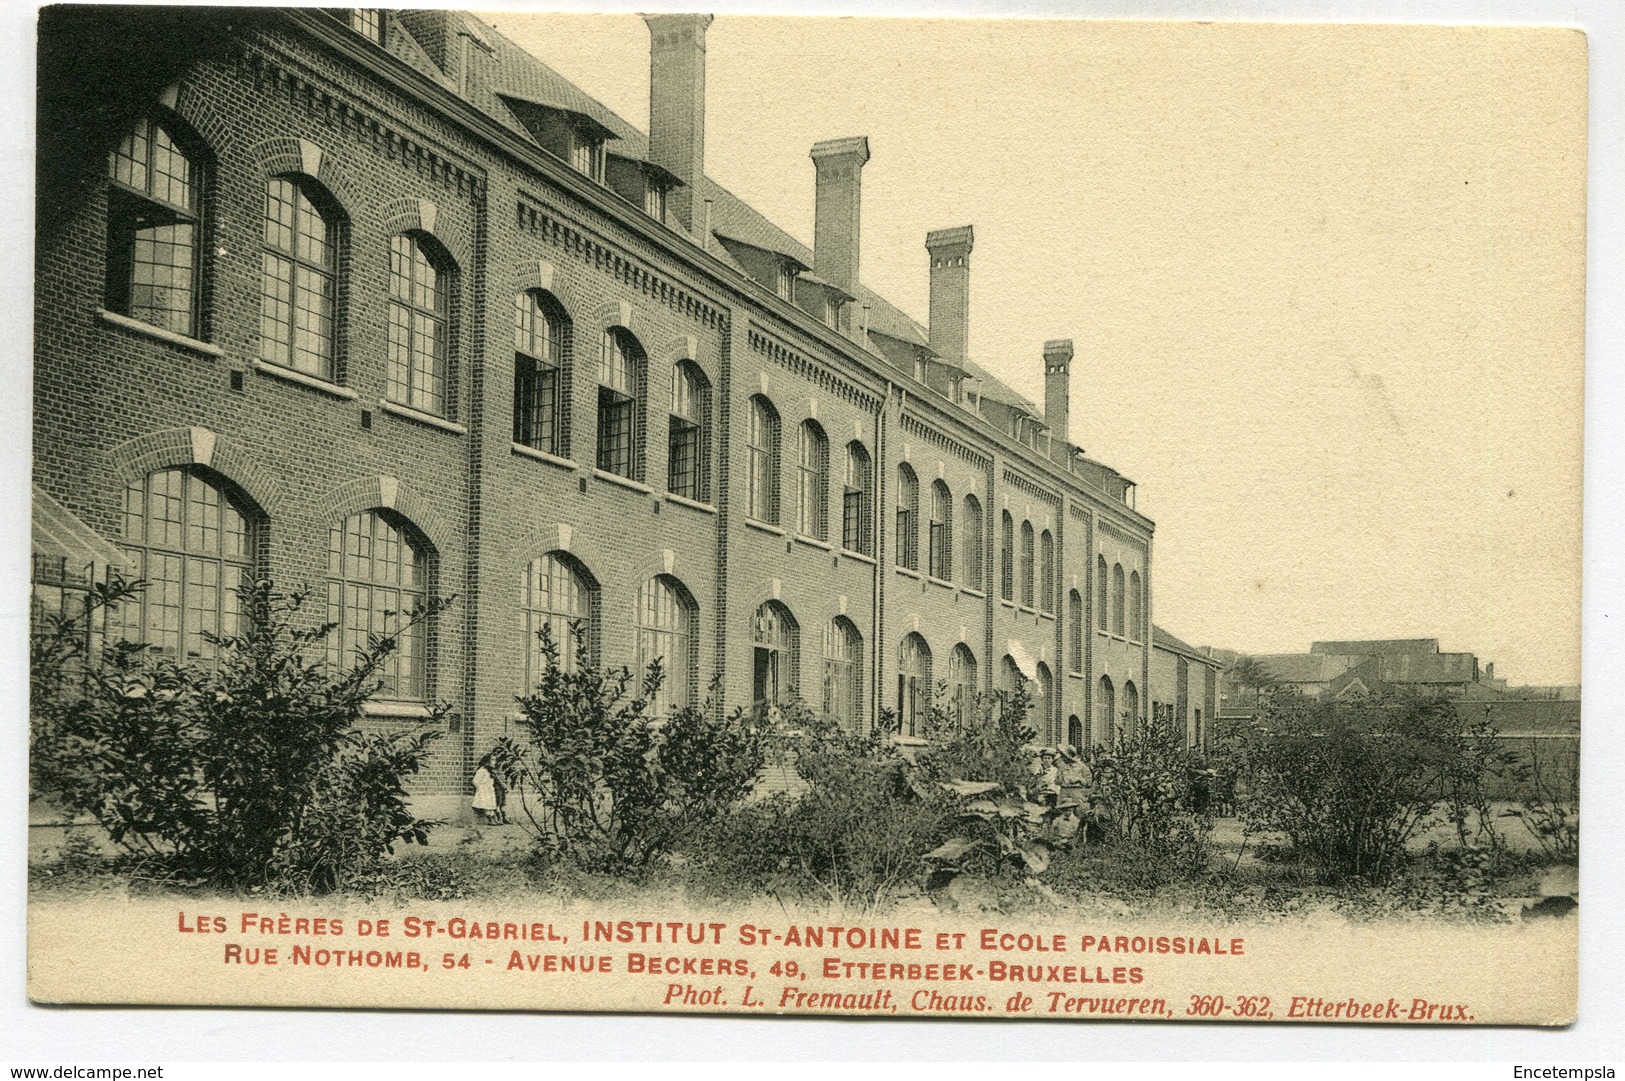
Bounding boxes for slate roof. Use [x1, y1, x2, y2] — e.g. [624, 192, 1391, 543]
[1152, 625, 1221, 667]
[1250, 653, 1354, 684]
[400, 13, 1046, 424]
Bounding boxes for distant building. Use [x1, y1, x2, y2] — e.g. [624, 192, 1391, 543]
[1147, 626, 1221, 752]
[1220, 637, 1578, 713]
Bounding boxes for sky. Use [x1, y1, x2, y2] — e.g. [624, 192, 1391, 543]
[491, 14, 1585, 683]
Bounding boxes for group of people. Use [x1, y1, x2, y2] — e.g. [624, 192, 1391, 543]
[1030, 745, 1110, 842]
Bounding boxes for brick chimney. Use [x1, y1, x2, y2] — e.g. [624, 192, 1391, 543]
[644, 14, 713, 236]
[926, 225, 974, 365]
[811, 136, 870, 298]
[1044, 339, 1074, 445]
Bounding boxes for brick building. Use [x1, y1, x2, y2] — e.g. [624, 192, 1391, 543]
[36, 8, 1172, 816]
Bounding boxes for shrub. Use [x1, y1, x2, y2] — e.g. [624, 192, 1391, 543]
[1501, 734, 1579, 863]
[498, 625, 766, 872]
[691, 701, 948, 910]
[1235, 692, 1503, 883]
[29, 579, 447, 891]
[1057, 712, 1215, 889]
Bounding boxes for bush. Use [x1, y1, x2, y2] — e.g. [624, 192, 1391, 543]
[497, 625, 766, 872]
[1044, 712, 1214, 893]
[29, 579, 447, 892]
[1235, 692, 1503, 883]
[691, 701, 948, 910]
[1501, 734, 1579, 863]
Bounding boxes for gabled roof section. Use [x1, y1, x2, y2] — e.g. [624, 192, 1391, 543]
[1251, 653, 1354, 684]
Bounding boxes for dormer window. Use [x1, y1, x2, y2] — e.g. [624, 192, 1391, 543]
[913, 356, 928, 383]
[570, 132, 605, 183]
[645, 182, 667, 222]
[776, 262, 795, 300]
[349, 9, 383, 44]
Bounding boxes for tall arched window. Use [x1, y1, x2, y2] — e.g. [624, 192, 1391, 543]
[752, 601, 798, 706]
[1112, 563, 1126, 636]
[597, 328, 645, 479]
[387, 233, 451, 415]
[821, 617, 862, 730]
[261, 177, 337, 379]
[898, 633, 932, 739]
[797, 421, 829, 540]
[842, 442, 872, 555]
[1067, 715, 1083, 754]
[1128, 570, 1143, 642]
[1039, 529, 1055, 613]
[106, 115, 203, 337]
[1036, 661, 1054, 744]
[1098, 675, 1116, 746]
[928, 480, 952, 580]
[1000, 511, 1015, 601]
[1124, 679, 1140, 731]
[521, 551, 595, 687]
[514, 290, 569, 456]
[1019, 521, 1035, 607]
[1068, 589, 1084, 672]
[948, 643, 978, 725]
[667, 361, 709, 501]
[961, 494, 983, 589]
[895, 464, 919, 570]
[327, 510, 428, 701]
[746, 395, 780, 522]
[637, 575, 696, 716]
[1096, 554, 1109, 632]
[111, 467, 255, 662]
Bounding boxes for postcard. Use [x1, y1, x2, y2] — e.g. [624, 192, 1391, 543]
[27, 6, 1584, 1024]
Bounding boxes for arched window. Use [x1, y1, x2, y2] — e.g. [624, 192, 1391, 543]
[1036, 661, 1054, 744]
[895, 464, 919, 570]
[752, 601, 798, 707]
[387, 233, 451, 415]
[797, 421, 829, 540]
[897, 633, 932, 739]
[842, 442, 872, 555]
[821, 617, 862, 730]
[961, 494, 983, 589]
[111, 467, 255, 662]
[1067, 715, 1083, 754]
[1128, 570, 1143, 642]
[1098, 675, 1116, 746]
[1124, 679, 1140, 731]
[597, 328, 645, 479]
[1096, 554, 1109, 632]
[1019, 521, 1035, 607]
[637, 575, 696, 716]
[667, 361, 709, 501]
[521, 551, 595, 686]
[928, 480, 952, 580]
[261, 177, 337, 379]
[948, 643, 978, 725]
[327, 510, 429, 701]
[1000, 511, 1015, 601]
[514, 290, 569, 456]
[1039, 529, 1055, 613]
[1112, 563, 1126, 636]
[1000, 655, 1025, 701]
[107, 115, 204, 337]
[746, 395, 780, 522]
[1068, 589, 1084, 672]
